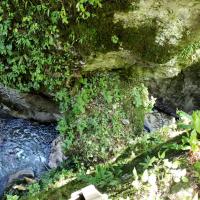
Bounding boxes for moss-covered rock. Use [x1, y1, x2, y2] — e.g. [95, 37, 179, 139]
[58, 72, 153, 166]
[83, 0, 200, 74]
[82, 0, 200, 117]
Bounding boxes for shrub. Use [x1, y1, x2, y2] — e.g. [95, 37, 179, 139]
[0, 0, 102, 92]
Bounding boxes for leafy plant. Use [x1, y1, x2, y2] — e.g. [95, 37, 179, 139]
[76, 0, 102, 19]
[78, 165, 120, 188]
[56, 74, 154, 166]
[140, 156, 159, 169]
[0, 0, 103, 93]
[27, 183, 41, 196]
[192, 111, 200, 134]
[178, 111, 200, 152]
[193, 161, 200, 172]
[130, 156, 189, 200]
[6, 195, 19, 200]
[111, 35, 119, 44]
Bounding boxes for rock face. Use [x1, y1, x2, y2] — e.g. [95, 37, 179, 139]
[83, 0, 200, 114]
[0, 84, 60, 122]
[148, 64, 200, 113]
[84, 0, 200, 72]
[48, 136, 66, 169]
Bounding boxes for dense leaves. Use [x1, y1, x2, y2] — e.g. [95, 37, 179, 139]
[0, 0, 102, 92]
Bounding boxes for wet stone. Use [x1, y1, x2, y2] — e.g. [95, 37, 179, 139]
[144, 110, 176, 132]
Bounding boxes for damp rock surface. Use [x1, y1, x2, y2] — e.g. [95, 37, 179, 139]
[149, 64, 200, 114]
[144, 110, 176, 132]
[0, 84, 60, 122]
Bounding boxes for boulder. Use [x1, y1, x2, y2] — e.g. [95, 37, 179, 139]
[0, 84, 60, 122]
[81, 0, 200, 115]
[7, 169, 35, 186]
[144, 110, 176, 132]
[148, 64, 200, 113]
[48, 136, 66, 169]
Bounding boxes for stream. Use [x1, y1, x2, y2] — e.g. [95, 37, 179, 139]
[0, 114, 58, 197]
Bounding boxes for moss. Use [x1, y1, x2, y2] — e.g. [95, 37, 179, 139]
[81, 0, 200, 77]
[69, 0, 132, 56]
[84, 50, 137, 71]
[23, 180, 86, 200]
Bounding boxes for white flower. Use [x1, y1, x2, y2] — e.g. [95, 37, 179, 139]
[174, 177, 181, 183]
[141, 170, 149, 183]
[132, 180, 141, 190]
[172, 161, 180, 169]
[180, 169, 187, 177]
[171, 168, 187, 183]
[148, 174, 157, 186]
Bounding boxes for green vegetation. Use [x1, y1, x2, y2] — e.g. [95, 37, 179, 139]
[1, 0, 200, 199]
[6, 195, 19, 200]
[0, 0, 151, 166]
[7, 110, 198, 200]
[58, 74, 154, 165]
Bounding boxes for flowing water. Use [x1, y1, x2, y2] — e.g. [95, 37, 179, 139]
[0, 115, 58, 197]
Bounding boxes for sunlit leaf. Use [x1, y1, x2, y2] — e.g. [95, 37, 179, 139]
[192, 111, 200, 133]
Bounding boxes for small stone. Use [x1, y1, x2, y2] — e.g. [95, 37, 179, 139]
[8, 168, 34, 186]
[144, 118, 153, 132]
[13, 184, 26, 191]
[24, 177, 36, 184]
[121, 173, 132, 181]
[122, 119, 130, 125]
[80, 60, 85, 65]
